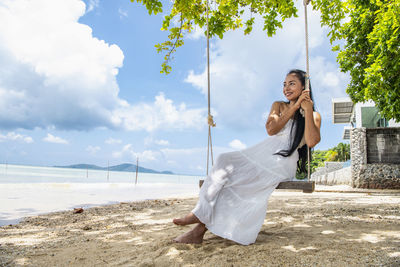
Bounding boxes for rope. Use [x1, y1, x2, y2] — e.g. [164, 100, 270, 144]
[303, 0, 311, 182]
[206, 0, 215, 175]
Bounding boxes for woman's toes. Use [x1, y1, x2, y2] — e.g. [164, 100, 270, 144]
[172, 218, 184, 225]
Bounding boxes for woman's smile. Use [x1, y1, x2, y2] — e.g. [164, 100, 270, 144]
[283, 73, 304, 102]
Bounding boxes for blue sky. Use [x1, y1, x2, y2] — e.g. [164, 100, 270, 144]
[0, 0, 349, 175]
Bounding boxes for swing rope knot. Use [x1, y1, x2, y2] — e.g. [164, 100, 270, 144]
[207, 114, 216, 127]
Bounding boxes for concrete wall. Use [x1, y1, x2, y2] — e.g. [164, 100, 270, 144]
[312, 162, 343, 177]
[311, 166, 351, 186]
[351, 127, 400, 189]
[366, 128, 400, 164]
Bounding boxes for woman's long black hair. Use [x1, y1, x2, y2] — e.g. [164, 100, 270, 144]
[275, 69, 315, 175]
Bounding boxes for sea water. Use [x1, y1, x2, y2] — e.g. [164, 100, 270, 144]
[0, 164, 203, 226]
[0, 163, 201, 184]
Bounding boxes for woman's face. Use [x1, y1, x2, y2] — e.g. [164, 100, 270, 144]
[283, 73, 304, 102]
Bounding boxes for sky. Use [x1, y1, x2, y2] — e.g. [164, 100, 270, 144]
[0, 0, 350, 175]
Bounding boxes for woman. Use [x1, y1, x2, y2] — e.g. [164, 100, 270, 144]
[173, 69, 321, 245]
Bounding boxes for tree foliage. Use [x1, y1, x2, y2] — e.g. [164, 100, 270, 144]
[330, 0, 400, 122]
[295, 141, 350, 179]
[130, 0, 299, 74]
[305, 142, 350, 177]
[130, 0, 400, 121]
[332, 142, 350, 161]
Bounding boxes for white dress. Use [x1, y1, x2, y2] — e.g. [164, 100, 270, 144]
[192, 119, 299, 245]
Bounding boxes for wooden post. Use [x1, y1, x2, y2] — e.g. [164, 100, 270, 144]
[135, 157, 139, 185]
[107, 160, 109, 182]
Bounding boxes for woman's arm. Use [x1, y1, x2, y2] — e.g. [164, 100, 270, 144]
[266, 101, 299, 136]
[301, 98, 321, 148]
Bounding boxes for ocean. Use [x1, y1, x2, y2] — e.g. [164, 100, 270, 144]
[0, 164, 202, 226]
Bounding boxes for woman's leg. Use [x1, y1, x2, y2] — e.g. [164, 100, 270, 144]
[173, 153, 234, 243]
[173, 223, 207, 244]
[173, 212, 201, 226]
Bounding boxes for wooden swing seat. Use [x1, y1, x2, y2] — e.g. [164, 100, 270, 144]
[199, 180, 315, 193]
[276, 181, 315, 193]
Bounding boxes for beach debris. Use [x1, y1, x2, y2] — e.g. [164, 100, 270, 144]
[73, 208, 84, 214]
[82, 225, 92, 231]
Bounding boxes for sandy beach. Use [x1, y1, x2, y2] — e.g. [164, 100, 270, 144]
[1, 189, 400, 267]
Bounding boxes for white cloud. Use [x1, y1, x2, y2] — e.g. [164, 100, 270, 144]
[303, 56, 350, 119]
[86, 0, 99, 13]
[0, 0, 348, 137]
[0, 0, 205, 133]
[105, 137, 122, 145]
[186, 25, 204, 40]
[112, 144, 160, 162]
[0, 0, 123, 130]
[184, 3, 345, 130]
[109, 143, 240, 174]
[161, 147, 205, 156]
[114, 93, 206, 132]
[43, 133, 68, 144]
[229, 139, 247, 150]
[144, 137, 170, 146]
[139, 150, 158, 162]
[167, 160, 176, 165]
[160, 146, 231, 174]
[86, 145, 100, 154]
[118, 7, 128, 19]
[112, 144, 131, 158]
[0, 132, 33, 143]
[160, 147, 206, 173]
[155, 139, 169, 146]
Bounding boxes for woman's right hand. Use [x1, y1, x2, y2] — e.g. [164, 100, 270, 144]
[295, 90, 310, 109]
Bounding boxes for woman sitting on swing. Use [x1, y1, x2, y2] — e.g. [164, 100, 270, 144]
[173, 69, 321, 245]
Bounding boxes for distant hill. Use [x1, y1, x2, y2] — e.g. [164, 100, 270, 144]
[54, 163, 174, 175]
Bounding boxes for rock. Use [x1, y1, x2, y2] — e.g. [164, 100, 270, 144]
[73, 208, 84, 214]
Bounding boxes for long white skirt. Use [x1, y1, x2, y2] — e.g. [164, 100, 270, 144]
[192, 121, 299, 245]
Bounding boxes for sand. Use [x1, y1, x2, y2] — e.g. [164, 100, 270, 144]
[0, 183, 198, 226]
[1, 189, 399, 267]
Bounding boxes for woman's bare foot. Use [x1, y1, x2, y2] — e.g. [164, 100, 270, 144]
[173, 224, 207, 244]
[173, 212, 201, 226]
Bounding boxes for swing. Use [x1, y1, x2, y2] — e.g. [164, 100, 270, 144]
[200, 0, 315, 193]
